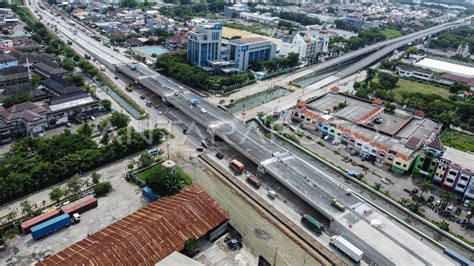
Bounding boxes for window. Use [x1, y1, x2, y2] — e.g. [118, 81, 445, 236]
[403, 164, 407, 167]
[357, 143, 362, 146]
[458, 184, 466, 189]
[396, 162, 401, 165]
[380, 154, 385, 157]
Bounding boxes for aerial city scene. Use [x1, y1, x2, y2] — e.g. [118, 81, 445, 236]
[0, 0, 473, 264]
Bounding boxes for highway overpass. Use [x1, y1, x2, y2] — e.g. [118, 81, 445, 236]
[31, 2, 460, 263]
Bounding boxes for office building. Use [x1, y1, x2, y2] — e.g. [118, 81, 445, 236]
[228, 37, 276, 72]
[187, 23, 223, 68]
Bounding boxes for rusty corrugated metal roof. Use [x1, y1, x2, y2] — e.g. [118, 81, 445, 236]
[38, 186, 229, 266]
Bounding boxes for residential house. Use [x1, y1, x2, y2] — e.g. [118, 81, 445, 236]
[0, 66, 30, 87]
[0, 102, 49, 143]
[280, 31, 329, 60]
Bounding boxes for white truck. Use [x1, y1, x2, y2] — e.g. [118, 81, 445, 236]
[330, 235, 363, 262]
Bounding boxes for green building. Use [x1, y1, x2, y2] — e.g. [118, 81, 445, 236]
[412, 137, 444, 178]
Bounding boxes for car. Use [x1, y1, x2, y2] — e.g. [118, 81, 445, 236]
[435, 199, 441, 207]
[463, 199, 470, 208]
[90, 115, 96, 121]
[114, 76, 119, 79]
[140, 95, 146, 99]
[447, 205, 454, 213]
[66, 122, 72, 128]
[196, 147, 204, 152]
[381, 178, 391, 185]
[200, 108, 207, 114]
[216, 153, 224, 160]
[411, 188, 419, 194]
[428, 196, 435, 203]
[182, 129, 188, 134]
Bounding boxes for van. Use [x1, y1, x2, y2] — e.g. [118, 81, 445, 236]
[267, 190, 277, 199]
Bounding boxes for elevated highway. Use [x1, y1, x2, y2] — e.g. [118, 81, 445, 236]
[30, 1, 461, 263]
[294, 20, 467, 87]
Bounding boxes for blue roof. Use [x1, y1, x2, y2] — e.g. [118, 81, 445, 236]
[31, 213, 69, 232]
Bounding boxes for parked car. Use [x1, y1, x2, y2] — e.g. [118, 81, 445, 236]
[216, 153, 224, 160]
[435, 199, 441, 207]
[66, 122, 72, 128]
[428, 196, 435, 203]
[411, 188, 419, 194]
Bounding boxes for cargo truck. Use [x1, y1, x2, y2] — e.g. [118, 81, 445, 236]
[142, 187, 160, 202]
[301, 214, 324, 234]
[330, 235, 364, 262]
[61, 195, 97, 215]
[229, 159, 244, 175]
[245, 174, 261, 189]
[331, 198, 345, 211]
[31, 214, 70, 240]
[21, 210, 60, 234]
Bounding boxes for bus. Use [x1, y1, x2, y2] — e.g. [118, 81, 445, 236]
[229, 159, 244, 175]
[301, 214, 324, 234]
[246, 174, 261, 189]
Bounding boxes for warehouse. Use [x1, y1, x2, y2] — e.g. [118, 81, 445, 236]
[38, 186, 229, 265]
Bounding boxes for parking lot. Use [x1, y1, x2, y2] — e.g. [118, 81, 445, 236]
[0, 154, 150, 265]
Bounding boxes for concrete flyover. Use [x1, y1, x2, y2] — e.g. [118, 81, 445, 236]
[116, 63, 458, 265]
[294, 19, 468, 87]
[31, 2, 464, 261]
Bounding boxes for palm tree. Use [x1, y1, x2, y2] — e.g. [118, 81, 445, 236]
[419, 180, 434, 201]
[440, 191, 456, 212]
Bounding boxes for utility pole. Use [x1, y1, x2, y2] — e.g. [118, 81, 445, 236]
[273, 247, 279, 266]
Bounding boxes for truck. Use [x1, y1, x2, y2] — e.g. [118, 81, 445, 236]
[142, 187, 161, 202]
[330, 235, 364, 262]
[61, 195, 98, 215]
[246, 173, 261, 189]
[301, 214, 324, 234]
[21, 210, 60, 234]
[30, 214, 70, 240]
[191, 98, 199, 106]
[331, 198, 345, 211]
[229, 159, 244, 175]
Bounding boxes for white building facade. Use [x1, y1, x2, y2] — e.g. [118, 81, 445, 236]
[280, 31, 329, 60]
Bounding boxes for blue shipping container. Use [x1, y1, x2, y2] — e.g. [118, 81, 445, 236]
[142, 187, 160, 202]
[31, 214, 70, 240]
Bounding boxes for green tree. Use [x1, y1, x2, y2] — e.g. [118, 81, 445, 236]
[183, 237, 198, 256]
[2, 93, 33, 108]
[419, 180, 434, 201]
[145, 168, 184, 196]
[139, 151, 154, 167]
[94, 182, 112, 196]
[20, 200, 37, 217]
[440, 191, 456, 210]
[378, 72, 399, 90]
[66, 176, 83, 195]
[91, 172, 101, 184]
[61, 58, 76, 71]
[100, 132, 110, 145]
[101, 99, 112, 111]
[449, 82, 469, 93]
[31, 75, 42, 87]
[64, 73, 84, 86]
[49, 187, 64, 202]
[77, 123, 93, 136]
[384, 103, 396, 114]
[109, 111, 130, 129]
[373, 183, 382, 191]
[127, 159, 136, 172]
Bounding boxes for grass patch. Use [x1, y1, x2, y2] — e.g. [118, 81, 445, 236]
[393, 79, 452, 101]
[136, 163, 192, 185]
[382, 29, 402, 39]
[441, 129, 474, 152]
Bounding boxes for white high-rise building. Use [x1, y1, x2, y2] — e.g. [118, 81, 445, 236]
[280, 30, 329, 60]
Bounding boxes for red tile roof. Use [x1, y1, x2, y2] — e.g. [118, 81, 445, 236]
[372, 98, 383, 105]
[442, 73, 474, 86]
[38, 186, 229, 266]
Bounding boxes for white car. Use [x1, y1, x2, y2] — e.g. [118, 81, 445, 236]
[90, 115, 96, 121]
[200, 108, 207, 114]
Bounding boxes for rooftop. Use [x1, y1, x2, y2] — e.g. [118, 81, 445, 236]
[229, 36, 269, 45]
[415, 58, 474, 78]
[39, 186, 229, 266]
[442, 147, 474, 171]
